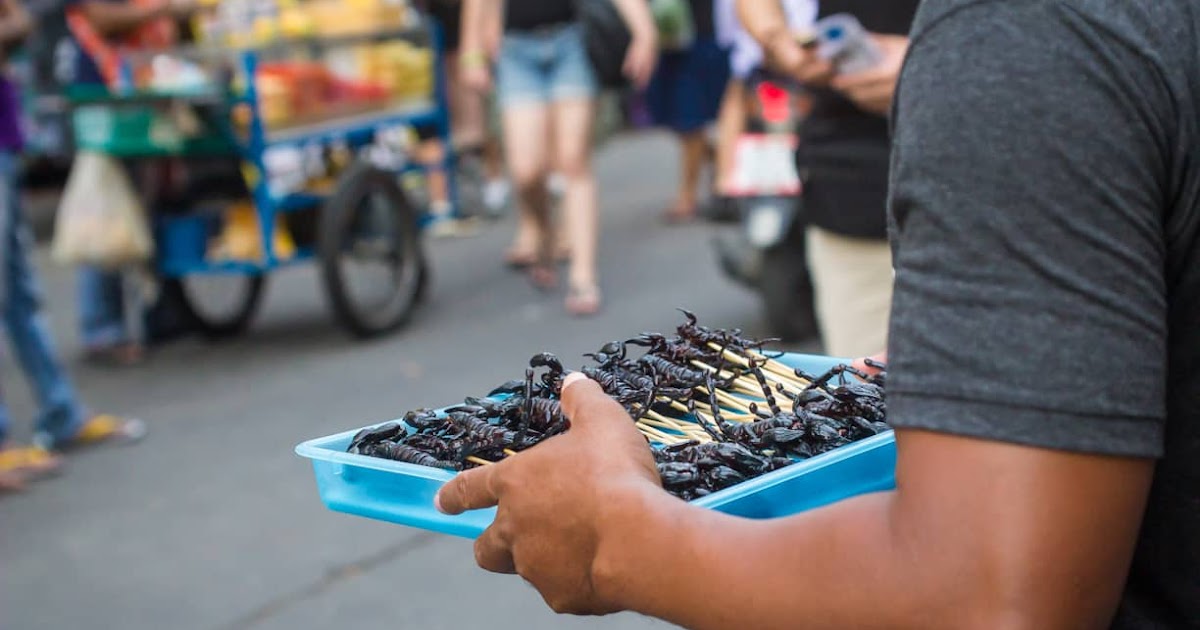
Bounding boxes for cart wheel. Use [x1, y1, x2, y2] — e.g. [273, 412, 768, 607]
[319, 162, 427, 338]
[163, 274, 266, 339]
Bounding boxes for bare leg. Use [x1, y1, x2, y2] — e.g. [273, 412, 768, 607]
[415, 139, 449, 212]
[551, 97, 599, 314]
[667, 130, 710, 221]
[714, 79, 746, 194]
[502, 103, 552, 271]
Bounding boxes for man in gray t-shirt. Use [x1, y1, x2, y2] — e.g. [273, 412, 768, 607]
[428, 1, 1198, 627]
[888, 1, 1198, 626]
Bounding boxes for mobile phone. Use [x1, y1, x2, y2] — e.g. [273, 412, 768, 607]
[814, 13, 882, 74]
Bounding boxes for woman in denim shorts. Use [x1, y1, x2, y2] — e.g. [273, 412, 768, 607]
[460, 0, 656, 316]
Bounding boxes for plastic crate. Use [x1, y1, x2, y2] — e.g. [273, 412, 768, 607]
[68, 88, 237, 157]
[295, 353, 896, 539]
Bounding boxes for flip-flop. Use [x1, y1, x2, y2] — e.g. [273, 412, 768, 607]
[83, 342, 145, 367]
[565, 285, 602, 317]
[505, 249, 539, 269]
[663, 202, 698, 225]
[528, 264, 559, 292]
[39, 415, 147, 452]
[0, 446, 63, 489]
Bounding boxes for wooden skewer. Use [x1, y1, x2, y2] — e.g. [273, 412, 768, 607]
[466, 455, 494, 466]
[706, 343, 813, 388]
[503, 449, 518, 457]
[692, 359, 804, 398]
[638, 424, 688, 445]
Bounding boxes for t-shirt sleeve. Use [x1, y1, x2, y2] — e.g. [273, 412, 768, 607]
[885, 0, 1174, 457]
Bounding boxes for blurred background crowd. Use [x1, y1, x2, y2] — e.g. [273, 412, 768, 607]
[1, 0, 916, 627]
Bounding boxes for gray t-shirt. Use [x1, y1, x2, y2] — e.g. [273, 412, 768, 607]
[886, 1, 1198, 627]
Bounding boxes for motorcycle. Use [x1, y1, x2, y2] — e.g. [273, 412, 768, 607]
[713, 70, 818, 341]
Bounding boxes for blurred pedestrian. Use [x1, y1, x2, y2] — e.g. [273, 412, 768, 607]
[745, 0, 916, 358]
[643, 0, 728, 223]
[0, 0, 143, 493]
[423, 0, 509, 215]
[711, 0, 816, 199]
[63, 0, 198, 365]
[459, 0, 657, 316]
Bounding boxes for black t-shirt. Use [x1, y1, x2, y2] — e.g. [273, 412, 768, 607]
[888, 1, 1199, 626]
[505, 0, 575, 32]
[797, 0, 919, 239]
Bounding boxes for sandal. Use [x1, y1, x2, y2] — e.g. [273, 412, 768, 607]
[663, 200, 698, 225]
[83, 342, 145, 367]
[0, 445, 64, 490]
[505, 248, 539, 269]
[528, 263, 559, 292]
[36, 414, 147, 452]
[565, 284, 602, 317]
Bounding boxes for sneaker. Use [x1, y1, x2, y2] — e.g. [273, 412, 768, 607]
[427, 215, 482, 239]
[34, 414, 147, 452]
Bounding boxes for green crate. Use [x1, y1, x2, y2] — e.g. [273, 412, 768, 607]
[68, 88, 238, 157]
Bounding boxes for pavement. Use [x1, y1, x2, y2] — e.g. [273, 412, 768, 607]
[0, 133, 817, 630]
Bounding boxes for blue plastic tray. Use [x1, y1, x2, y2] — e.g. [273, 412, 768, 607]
[295, 353, 896, 538]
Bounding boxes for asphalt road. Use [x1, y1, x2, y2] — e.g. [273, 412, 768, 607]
[0, 133, 817, 630]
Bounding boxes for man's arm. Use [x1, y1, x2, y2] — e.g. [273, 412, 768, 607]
[0, 0, 32, 49]
[76, 0, 189, 38]
[595, 431, 1151, 630]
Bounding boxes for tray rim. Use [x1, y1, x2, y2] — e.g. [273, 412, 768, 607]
[294, 351, 894, 510]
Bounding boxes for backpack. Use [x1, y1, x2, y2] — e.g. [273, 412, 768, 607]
[574, 0, 630, 88]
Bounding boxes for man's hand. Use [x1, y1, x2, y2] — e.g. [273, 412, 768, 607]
[435, 373, 662, 614]
[762, 28, 834, 86]
[829, 34, 908, 115]
[851, 351, 887, 375]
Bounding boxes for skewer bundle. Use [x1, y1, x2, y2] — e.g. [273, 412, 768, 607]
[348, 311, 889, 500]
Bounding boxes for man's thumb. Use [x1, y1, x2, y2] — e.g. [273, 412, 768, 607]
[560, 372, 621, 423]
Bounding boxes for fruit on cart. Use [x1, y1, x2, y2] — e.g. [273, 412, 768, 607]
[207, 201, 297, 262]
[347, 312, 891, 500]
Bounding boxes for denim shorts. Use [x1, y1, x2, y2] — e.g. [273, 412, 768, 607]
[496, 23, 599, 108]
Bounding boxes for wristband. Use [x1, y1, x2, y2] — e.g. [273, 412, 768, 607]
[458, 50, 487, 69]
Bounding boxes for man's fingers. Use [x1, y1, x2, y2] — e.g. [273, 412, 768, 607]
[851, 351, 888, 374]
[830, 68, 887, 91]
[560, 372, 629, 425]
[474, 524, 517, 574]
[436, 463, 503, 515]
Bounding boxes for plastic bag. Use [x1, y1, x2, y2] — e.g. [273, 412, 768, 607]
[51, 151, 153, 269]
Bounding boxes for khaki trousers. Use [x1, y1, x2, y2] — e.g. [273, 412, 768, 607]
[805, 226, 894, 359]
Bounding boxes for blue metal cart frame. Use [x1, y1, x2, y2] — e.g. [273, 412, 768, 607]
[69, 20, 457, 337]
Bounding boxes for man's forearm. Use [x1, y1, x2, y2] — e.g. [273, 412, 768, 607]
[736, 0, 789, 47]
[0, 0, 31, 48]
[610, 0, 655, 41]
[592, 429, 1150, 630]
[79, 0, 166, 37]
[593, 487, 959, 630]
